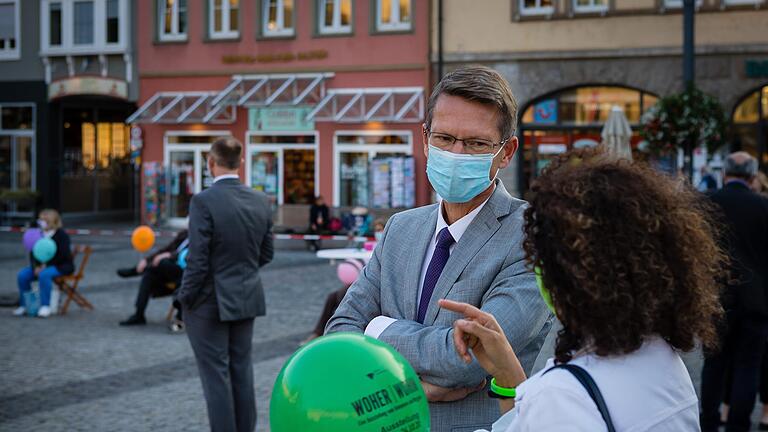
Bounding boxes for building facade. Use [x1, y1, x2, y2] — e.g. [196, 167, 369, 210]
[435, 0, 768, 194]
[0, 0, 139, 222]
[130, 0, 430, 228]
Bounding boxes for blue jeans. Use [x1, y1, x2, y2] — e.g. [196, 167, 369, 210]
[17, 266, 62, 307]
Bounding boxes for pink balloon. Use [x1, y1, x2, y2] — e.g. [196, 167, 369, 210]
[23, 229, 43, 252]
[336, 259, 363, 286]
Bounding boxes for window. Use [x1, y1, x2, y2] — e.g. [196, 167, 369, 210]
[0, 0, 20, 60]
[263, 0, 294, 37]
[159, 0, 187, 41]
[663, 0, 702, 8]
[49, 2, 62, 46]
[106, 0, 119, 43]
[573, 0, 608, 13]
[74, 1, 94, 45]
[41, 0, 128, 53]
[210, 0, 239, 39]
[247, 133, 318, 205]
[318, 0, 351, 35]
[0, 104, 36, 212]
[376, 0, 411, 31]
[520, 0, 553, 15]
[723, 0, 765, 5]
[335, 132, 414, 208]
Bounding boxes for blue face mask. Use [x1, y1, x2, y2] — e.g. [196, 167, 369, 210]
[426, 144, 505, 203]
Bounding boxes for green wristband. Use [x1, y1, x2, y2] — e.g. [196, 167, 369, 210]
[490, 377, 516, 398]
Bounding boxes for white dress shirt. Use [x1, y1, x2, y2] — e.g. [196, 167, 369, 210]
[365, 195, 492, 338]
[213, 174, 240, 183]
[478, 337, 700, 432]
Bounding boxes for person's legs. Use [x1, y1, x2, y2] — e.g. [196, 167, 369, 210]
[761, 342, 768, 425]
[229, 318, 256, 432]
[726, 320, 768, 432]
[16, 267, 35, 308]
[134, 269, 159, 318]
[701, 347, 731, 432]
[37, 266, 62, 307]
[185, 309, 237, 432]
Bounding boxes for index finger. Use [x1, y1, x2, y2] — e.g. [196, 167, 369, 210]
[438, 299, 488, 321]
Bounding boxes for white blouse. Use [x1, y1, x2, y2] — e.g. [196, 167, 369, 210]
[478, 338, 700, 432]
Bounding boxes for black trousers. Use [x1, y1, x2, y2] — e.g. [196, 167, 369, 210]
[701, 317, 768, 432]
[134, 259, 183, 318]
[723, 341, 768, 406]
[185, 302, 256, 432]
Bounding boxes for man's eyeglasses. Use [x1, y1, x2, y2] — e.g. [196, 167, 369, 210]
[426, 131, 507, 155]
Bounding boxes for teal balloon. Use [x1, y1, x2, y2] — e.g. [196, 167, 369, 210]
[32, 238, 57, 263]
[177, 248, 189, 269]
[270, 333, 430, 432]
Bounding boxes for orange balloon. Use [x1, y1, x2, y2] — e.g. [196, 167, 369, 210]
[131, 225, 156, 253]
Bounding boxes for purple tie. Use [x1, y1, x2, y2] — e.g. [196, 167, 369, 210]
[417, 227, 455, 324]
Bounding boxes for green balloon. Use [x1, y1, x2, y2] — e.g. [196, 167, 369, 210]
[270, 333, 430, 432]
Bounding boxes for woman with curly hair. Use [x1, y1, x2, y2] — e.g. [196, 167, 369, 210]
[440, 148, 726, 431]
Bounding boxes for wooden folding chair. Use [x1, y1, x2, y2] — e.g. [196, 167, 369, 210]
[164, 282, 179, 321]
[55, 245, 94, 315]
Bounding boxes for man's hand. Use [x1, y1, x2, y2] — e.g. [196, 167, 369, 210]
[136, 259, 148, 274]
[152, 252, 171, 267]
[420, 379, 486, 403]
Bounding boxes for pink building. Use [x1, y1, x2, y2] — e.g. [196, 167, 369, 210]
[128, 0, 430, 227]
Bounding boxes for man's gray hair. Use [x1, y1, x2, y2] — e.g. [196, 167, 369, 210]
[724, 151, 758, 179]
[425, 66, 518, 141]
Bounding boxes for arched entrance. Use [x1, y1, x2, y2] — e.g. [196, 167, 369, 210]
[731, 85, 767, 170]
[518, 85, 658, 191]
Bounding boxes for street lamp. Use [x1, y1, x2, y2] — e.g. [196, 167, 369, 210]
[682, 0, 695, 180]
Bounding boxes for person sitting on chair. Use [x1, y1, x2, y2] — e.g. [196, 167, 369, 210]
[14, 209, 74, 318]
[118, 229, 188, 326]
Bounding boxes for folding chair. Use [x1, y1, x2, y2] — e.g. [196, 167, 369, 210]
[55, 245, 94, 315]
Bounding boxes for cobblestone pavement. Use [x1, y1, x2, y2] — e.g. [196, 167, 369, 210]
[0, 231, 763, 430]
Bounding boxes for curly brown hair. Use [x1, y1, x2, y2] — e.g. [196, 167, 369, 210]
[523, 148, 726, 364]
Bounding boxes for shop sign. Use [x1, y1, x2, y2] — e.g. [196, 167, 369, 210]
[223, 50, 328, 65]
[249, 107, 315, 131]
[533, 99, 557, 124]
[48, 77, 128, 101]
[746, 60, 768, 78]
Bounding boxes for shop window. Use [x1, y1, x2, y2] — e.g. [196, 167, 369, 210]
[263, 0, 294, 37]
[663, 0, 702, 8]
[210, 0, 239, 39]
[1, 106, 33, 130]
[318, 0, 352, 35]
[573, 0, 608, 13]
[520, 0, 553, 16]
[376, 0, 411, 32]
[159, 0, 188, 41]
[335, 132, 414, 208]
[733, 91, 761, 124]
[724, 0, 764, 5]
[247, 133, 317, 206]
[0, 0, 20, 60]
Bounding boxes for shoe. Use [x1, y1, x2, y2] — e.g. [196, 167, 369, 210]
[12, 306, 26, 316]
[37, 306, 51, 318]
[119, 315, 146, 326]
[169, 319, 185, 333]
[759, 422, 768, 431]
[117, 267, 140, 278]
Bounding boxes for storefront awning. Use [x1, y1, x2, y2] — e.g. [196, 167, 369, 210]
[306, 87, 424, 123]
[211, 73, 335, 109]
[126, 91, 237, 124]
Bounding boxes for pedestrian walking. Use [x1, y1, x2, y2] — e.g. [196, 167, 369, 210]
[175, 137, 274, 432]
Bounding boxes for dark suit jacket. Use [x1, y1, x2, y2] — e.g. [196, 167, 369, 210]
[148, 229, 189, 263]
[710, 181, 768, 321]
[31, 229, 74, 275]
[176, 178, 274, 321]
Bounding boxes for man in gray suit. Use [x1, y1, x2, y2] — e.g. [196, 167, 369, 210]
[176, 137, 274, 432]
[326, 66, 552, 431]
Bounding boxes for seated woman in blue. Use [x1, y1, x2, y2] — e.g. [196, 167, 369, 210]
[14, 209, 74, 318]
[440, 149, 725, 431]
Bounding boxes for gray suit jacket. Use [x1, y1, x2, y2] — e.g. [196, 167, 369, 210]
[326, 180, 552, 432]
[177, 178, 274, 322]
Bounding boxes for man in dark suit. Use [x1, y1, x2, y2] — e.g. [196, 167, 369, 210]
[117, 229, 188, 326]
[176, 137, 274, 432]
[701, 152, 768, 432]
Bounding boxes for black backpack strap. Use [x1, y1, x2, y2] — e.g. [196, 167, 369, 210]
[544, 364, 616, 432]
